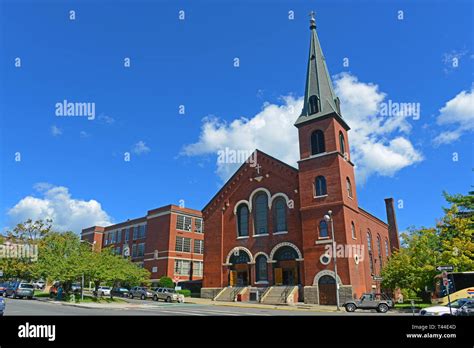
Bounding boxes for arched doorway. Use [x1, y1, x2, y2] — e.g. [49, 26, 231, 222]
[229, 250, 251, 286]
[273, 246, 299, 286]
[318, 275, 336, 305]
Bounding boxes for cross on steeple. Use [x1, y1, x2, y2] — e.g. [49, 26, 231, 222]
[309, 11, 316, 29]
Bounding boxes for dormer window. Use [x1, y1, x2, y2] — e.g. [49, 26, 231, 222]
[309, 95, 319, 115]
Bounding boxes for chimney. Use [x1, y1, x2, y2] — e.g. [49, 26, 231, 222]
[384, 198, 400, 251]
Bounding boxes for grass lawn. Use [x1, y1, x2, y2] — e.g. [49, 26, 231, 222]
[394, 302, 432, 309]
[33, 290, 126, 303]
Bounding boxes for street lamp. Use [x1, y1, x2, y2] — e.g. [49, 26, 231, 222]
[79, 240, 96, 300]
[324, 210, 340, 311]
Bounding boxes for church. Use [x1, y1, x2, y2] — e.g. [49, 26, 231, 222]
[200, 14, 400, 305]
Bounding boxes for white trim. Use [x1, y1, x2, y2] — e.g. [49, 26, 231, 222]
[146, 211, 171, 219]
[233, 200, 250, 215]
[314, 194, 328, 199]
[315, 239, 333, 245]
[254, 281, 269, 285]
[252, 233, 269, 238]
[248, 187, 272, 212]
[225, 247, 254, 264]
[269, 192, 290, 209]
[236, 236, 249, 240]
[313, 270, 343, 286]
[273, 231, 288, 235]
[269, 242, 303, 261]
[253, 251, 270, 260]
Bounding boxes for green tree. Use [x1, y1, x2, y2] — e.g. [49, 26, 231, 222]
[381, 191, 474, 298]
[0, 219, 52, 280]
[158, 276, 174, 288]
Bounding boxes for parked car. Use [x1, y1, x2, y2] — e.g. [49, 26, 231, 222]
[420, 298, 474, 316]
[0, 282, 8, 296]
[456, 299, 474, 316]
[0, 296, 5, 315]
[152, 287, 185, 303]
[129, 286, 154, 300]
[5, 282, 35, 299]
[33, 280, 45, 290]
[93, 286, 111, 297]
[71, 283, 82, 294]
[111, 287, 129, 298]
[344, 293, 393, 313]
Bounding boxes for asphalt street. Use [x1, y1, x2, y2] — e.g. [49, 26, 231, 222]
[3, 298, 411, 316]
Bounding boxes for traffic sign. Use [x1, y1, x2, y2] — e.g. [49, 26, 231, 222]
[443, 278, 449, 286]
[436, 265, 453, 272]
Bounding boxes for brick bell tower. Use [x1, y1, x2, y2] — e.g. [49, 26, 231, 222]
[296, 13, 359, 290]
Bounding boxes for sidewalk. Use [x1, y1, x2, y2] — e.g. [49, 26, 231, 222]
[35, 296, 339, 312]
[185, 297, 339, 312]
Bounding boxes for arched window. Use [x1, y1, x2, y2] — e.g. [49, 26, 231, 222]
[351, 221, 356, 239]
[346, 178, 353, 198]
[315, 176, 327, 196]
[236, 204, 249, 237]
[367, 231, 374, 274]
[274, 198, 287, 232]
[385, 238, 389, 257]
[309, 95, 319, 115]
[339, 132, 346, 156]
[377, 234, 383, 269]
[319, 220, 329, 238]
[311, 130, 325, 155]
[255, 255, 268, 282]
[254, 193, 268, 235]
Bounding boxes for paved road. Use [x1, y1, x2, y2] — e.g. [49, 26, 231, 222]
[3, 298, 410, 316]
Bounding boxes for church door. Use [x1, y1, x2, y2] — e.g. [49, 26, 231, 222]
[318, 275, 337, 305]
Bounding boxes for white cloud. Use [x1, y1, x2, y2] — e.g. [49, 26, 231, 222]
[433, 87, 474, 145]
[182, 96, 301, 180]
[334, 73, 423, 182]
[7, 184, 113, 234]
[51, 125, 62, 136]
[132, 141, 151, 155]
[183, 73, 423, 183]
[98, 114, 115, 124]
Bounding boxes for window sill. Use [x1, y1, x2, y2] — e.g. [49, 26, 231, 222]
[273, 231, 288, 235]
[315, 239, 333, 245]
[255, 281, 269, 285]
[314, 195, 328, 199]
[253, 234, 269, 238]
[237, 236, 249, 239]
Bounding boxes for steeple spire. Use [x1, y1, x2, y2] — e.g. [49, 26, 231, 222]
[295, 11, 344, 126]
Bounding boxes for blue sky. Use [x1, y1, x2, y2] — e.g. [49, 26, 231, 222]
[0, 0, 472, 234]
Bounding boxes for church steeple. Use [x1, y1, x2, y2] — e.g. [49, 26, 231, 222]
[295, 12, 344, 126]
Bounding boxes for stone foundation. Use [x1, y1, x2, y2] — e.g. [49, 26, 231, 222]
[200, 287, 223, 299]
[303, 285, 353, 304]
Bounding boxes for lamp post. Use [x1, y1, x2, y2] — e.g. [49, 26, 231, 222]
[79, 240, 96, 300]
[324, 210, 340, 311]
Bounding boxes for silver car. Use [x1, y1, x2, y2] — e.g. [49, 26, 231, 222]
[129, 286, 154, 300]
[152, 288, 184, 303]
[0, 296, 5, 315]
[6, 282, 35, 299]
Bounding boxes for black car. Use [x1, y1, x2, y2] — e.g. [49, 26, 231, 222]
[111, 287, 129, 297]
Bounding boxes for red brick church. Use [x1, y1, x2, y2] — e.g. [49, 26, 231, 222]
[200, 14, 400, 305]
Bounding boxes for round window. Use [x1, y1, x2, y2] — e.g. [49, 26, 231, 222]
[320, 254, 331, 265]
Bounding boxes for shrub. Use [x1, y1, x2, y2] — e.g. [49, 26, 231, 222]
[177, 289, 191, 297]
[158, 276, 174, 288]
